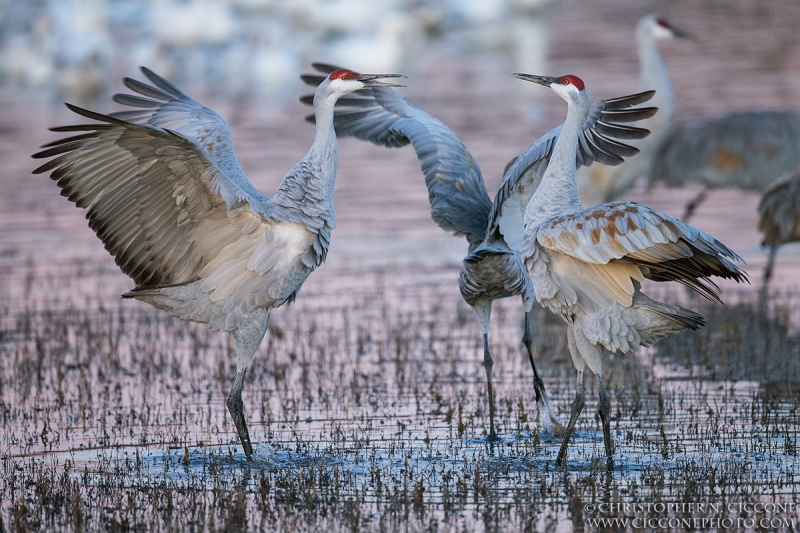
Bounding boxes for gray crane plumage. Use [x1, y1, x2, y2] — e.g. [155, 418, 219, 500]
[301, 64, 493, 250]
[651, 110, 800, 221]
[758, 167, 800, 284]
[517, 73, 748, 469]
[33, 66, 404, 459]
[302, 63, 657, 440]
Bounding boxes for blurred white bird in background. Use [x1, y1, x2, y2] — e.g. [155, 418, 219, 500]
[0, 0, 113, 103]
[0, 0, 551, 106]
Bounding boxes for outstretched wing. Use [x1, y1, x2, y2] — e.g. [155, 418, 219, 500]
[109, 67, 267, 204]
[32, 104, 271, 293]
[487, 91, 657, 251]
[301, 63, 492, 249]
[531, 201, 748, 304]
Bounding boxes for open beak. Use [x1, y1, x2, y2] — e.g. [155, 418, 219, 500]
[513, 73, 558, 87]
[358, 73, 407, 88]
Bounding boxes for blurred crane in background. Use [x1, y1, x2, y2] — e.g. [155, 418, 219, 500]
[302, 63, 657, 441]
[32, 66, 405, 459]
[576, 14, 694, 206]
[758, 166, 800, 284]
[650, 110, 800, 222]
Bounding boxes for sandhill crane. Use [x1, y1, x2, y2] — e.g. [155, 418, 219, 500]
[301, 63, 657, 441]
[32, 66, 405, 459]
[517, 73, 748, 468]
[576, 14, 693, 206]
[758, 167, 800, 284]
[650, 110, 800, 222]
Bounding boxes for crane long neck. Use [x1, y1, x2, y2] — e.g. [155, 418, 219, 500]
[524, 92, 588, 229]
[272, 87, 339, 219]
[637, 30, 673, 117]
[309, 93, 339, 169]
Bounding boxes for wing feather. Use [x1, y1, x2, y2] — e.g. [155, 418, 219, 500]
[534, 201, 748, 303]
[486, 91, 657, 251]
[33, 105, 271, 293]
[301, 64, 492, 247]
[109, 67, 266, 207]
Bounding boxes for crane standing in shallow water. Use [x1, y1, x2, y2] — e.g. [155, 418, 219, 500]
[758, 167, 800, 285]
[575, 14, 694, 206]
[650, 109, 800, 223]
[517, 72, 747, 468]
[302, 63, 658, 441]
[32, 66, 405, 459]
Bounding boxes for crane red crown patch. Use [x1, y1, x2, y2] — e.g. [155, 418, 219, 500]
[329, 69, 358, 81]
[656, 17, 672, 28]
[558, 75, 585, 91]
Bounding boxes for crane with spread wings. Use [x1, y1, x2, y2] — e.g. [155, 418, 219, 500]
[33, 66, 405, 459]
[302, 63, 658, 441]
[518, 72, 747, 468]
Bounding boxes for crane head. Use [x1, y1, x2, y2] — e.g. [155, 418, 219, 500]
[513, 73, 587, 103]
[326, 68, 406, 91]
[642, 14, 697, 42]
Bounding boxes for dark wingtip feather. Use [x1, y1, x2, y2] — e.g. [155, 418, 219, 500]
[311, 63, 345, 74]
[301, 74, 326, 86]
[31, 158, 53, 173]
[121, 76, 172, 101]
[140, 66, 161, 81]
[594, 121, 651, 140]
[33, 105, 124, 166]
[603, 106, 659, 123]
[48, 124, 108, 133]
[35, 132, 99, 151]
[588, 130, 640, 158]
[140, 66, 188, 98]
[113, 93, 161, 108]
[64, 103, 126, 126]
[604, 90, 656, 109]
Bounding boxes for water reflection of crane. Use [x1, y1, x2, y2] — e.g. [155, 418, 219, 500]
[517, 72, 747, 468]
[33, 66, 404, 459]
[302, 63, 657, 441]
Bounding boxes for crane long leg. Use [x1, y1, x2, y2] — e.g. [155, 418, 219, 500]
[681, 186, 708, 222]
[471, 301, 500, 442]
[763, 245, 778, 285]
[227, 370, 253, 456]
[227, 309, 270, 459]
[556, 368, 585, 468]
[482, 333, 500, 442]
[523, 311, 565, 435]
[596, 374, 614, 470]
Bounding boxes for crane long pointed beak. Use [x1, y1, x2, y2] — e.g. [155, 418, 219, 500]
[359, 73, 407, 88]
[513, 73, 558, 86]
[672, 27, 700, 43]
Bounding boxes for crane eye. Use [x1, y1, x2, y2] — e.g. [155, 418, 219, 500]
[341, 74, 351, 80]
[562, 78, 570, 85]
